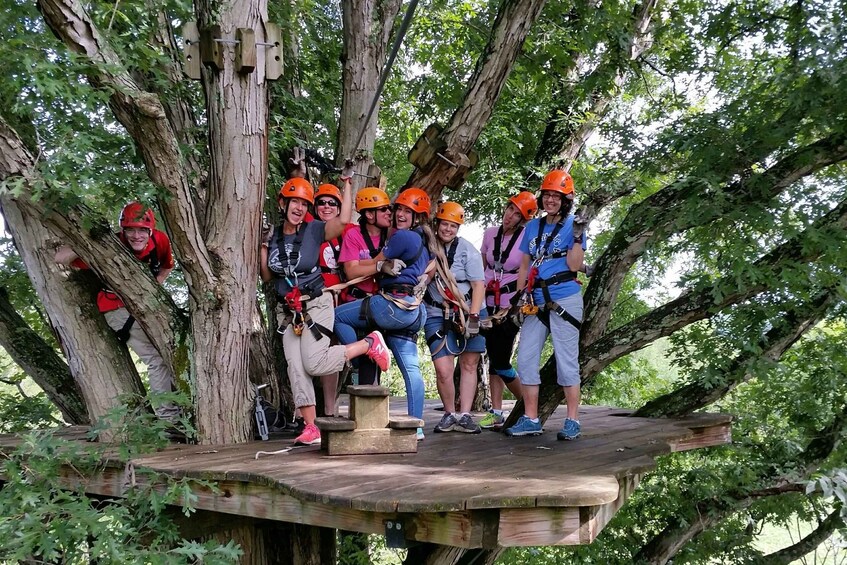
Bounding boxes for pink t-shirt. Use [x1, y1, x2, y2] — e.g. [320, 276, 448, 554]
[481, 225, 525, 310]
[338, 224, 384, 299]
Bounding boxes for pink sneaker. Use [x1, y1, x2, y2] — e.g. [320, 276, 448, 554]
[366, 331, 391, 372]
[294, 423, 321, 446]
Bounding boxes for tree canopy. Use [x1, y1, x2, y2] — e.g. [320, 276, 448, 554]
[0, 0, 845, 562]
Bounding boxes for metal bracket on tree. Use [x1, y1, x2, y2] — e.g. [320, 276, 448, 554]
[181, 22, 282, 80]
[407, 123, 479, 190]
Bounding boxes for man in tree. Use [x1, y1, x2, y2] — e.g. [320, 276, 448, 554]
[55, 202, 180, 421]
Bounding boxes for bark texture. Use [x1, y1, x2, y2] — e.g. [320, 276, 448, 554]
[0, 118, 145, 435]
[0, 286, 88, 424]
[337, 0, 403, 190]
[405, 0, 548, 200]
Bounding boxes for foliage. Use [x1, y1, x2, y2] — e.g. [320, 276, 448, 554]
[0, 426, 240, 564]
[1, 0, 846, 561]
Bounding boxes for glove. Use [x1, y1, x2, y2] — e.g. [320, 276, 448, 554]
[380, 258, 406, 276]
[573, 207, 589, 241]
[467, 314, 480, 337]
[340, 159, 355, 182]
[583, 262, 595, 277]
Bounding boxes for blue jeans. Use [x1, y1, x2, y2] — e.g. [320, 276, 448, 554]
[335, 295, 427, 419]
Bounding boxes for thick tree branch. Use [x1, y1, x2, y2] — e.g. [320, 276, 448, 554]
[582, 130, 847, 346]
[405, 0, 548, 200]
[535, 0, 658, 169]
[635, 290, 834, 417]
[36, 0, 213, 291]
[635, 401, 847, 564]
[0, 286, 88, 424]
[763, 504, 844, 564]
[1, 118, 147, 433]
[582, 195, 847, 379]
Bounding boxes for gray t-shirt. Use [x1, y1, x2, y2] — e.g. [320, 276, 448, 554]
[425, 236, 484, 318]
[268, 220, 325, 296]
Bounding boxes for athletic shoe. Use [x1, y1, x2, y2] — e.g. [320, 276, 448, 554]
[416, 427, 425, 441]
[294, 423, 321, 446]
[434, 413, 457, 433]
[454, 414, 482, 434]
[365, 331, 391, 372]
[504, 415, 543, 437]
[479, 411, 505, 429]
[557, 418, 581, 441]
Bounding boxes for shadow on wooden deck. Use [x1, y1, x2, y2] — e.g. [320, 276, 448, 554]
[0, 399, 731, 548]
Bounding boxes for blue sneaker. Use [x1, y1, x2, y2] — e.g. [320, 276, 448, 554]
[557, 418, 581, 440]
[504, 415, 542, 437]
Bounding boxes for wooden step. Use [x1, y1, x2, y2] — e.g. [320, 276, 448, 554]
[388, 416, 424, 430]
[315, 417, 356, 432]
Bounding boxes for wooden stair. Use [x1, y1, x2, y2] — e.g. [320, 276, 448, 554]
[316, 385, 423, 455]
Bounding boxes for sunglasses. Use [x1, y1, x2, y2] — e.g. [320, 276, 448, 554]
[373, 206, 392, 213]
[316, 199, 340, 207]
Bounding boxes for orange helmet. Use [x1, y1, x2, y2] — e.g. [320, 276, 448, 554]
[540, 170, 575, 199]
[278, 178, 314, 204]
[509, 191, 538, 221]
[395, 188, 431, 217]
[356, 187, 391, 211]
[315, 183, 342, 204]
[435, 202, 465, 225]
[119, 202, 156, 230]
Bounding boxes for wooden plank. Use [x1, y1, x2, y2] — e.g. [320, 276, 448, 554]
[323, 428, 417, 456]
[181, 22, 201, 79]
[349, 394, 389, 430]
[235, 28, 256, 74]
[264, 23, 282, 80]
[583, 473, 642, 541]
[669, 422, 731, 451]
[498, 507, 585, 546]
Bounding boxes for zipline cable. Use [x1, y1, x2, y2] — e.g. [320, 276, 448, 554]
[351, 0, 420, 155]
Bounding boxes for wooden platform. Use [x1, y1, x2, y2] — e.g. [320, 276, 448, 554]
[0, 400, 731, 548]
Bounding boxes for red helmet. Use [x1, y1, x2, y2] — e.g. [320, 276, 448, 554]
[395, 188, 431, 217]
[119, 202, 156, 230]
[540, 170, 575, 199]
[436, 202, 465, 225]
[315, 183, 342, 204]
[509, 191, 538, 221]
[279, 178, 315, 204]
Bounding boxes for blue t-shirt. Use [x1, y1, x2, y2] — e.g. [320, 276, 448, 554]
[519, 215, 587, 303]
[381, 229, 430, 287]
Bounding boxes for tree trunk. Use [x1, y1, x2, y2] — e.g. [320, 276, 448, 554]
[406, 0, 547, 200]
[337, 0, 403, 190]
[0, 286, 88, 424]
[0, 119, 145, 438]
[187, 0, 269, 445]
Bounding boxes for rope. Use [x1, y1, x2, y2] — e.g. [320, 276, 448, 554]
[351, 0, 420, 153]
